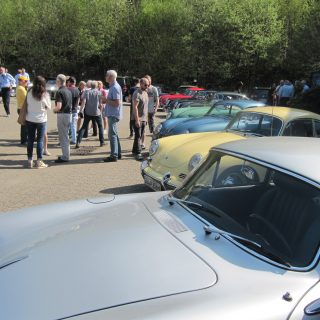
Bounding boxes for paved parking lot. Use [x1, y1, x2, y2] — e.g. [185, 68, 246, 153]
[0, 99, 165, 212]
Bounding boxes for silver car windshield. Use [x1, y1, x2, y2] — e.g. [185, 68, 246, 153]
[226, 112, 282, 136]
[173, 151, 320, 269]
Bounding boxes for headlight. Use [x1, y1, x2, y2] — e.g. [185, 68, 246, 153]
[188, 153, 203, 171]
[166, 112, 172, 119]
[141, 160, 149, 171]
[149, 139, 160, 156]
[154, 124, 162, 135]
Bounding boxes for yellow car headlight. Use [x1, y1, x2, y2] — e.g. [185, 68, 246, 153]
[154, 124, 162, 135]
[149, 139, 160, 156]
[188, 153, 203, 171]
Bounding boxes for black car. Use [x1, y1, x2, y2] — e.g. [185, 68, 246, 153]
[247, 87, 270, 104]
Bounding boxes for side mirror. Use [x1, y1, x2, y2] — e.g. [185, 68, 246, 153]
[304, 298, 320, 315]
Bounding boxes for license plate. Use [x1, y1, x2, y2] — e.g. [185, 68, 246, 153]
[144, 175, 162, 191]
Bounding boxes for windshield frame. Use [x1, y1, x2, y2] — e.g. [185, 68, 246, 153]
[172, 148, 320, 271]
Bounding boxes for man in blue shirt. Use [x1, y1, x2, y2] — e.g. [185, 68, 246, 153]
[0, 66, 16, 116]
[301, 80, 310, 94]
[278, 80, 294, 106]
[103, 70, 123, 162]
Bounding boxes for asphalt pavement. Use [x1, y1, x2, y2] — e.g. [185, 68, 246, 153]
[0, 98, 165, 212]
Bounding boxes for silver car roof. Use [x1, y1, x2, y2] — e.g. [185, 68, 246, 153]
[212, 137, 320, 185]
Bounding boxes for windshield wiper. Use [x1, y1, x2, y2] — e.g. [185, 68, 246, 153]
[203, 225, 261, 247]
[167, 196, 221, 218]
[252, 245, 291, 267]
[168, 196, 290, 267]
[167, 196, 203, 208]
[204, 225, 291, 267]
[243, 132, 264, 137]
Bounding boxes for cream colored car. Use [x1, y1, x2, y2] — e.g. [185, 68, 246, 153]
[142, 107, 320, 190]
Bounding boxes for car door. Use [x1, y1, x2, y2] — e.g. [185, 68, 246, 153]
[313, 120, 320, 137]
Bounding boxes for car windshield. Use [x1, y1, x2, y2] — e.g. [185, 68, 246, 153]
[47, 80, 56, 85]
[206, 103, 242, 116]
[173, 152, 320, 268]
[250, 89, 269, 99]
[226, 112, 282, 136]
[177, 86, 193, 94]
[184, 89, 198, 96]
[214, 93, 249, 100]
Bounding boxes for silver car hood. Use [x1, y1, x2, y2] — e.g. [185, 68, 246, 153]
[0, 195, 216, 320]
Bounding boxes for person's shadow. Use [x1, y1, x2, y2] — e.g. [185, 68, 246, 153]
[100, 184, 151, 195]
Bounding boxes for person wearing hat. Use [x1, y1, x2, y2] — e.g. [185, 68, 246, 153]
[16, 75, 29, 144]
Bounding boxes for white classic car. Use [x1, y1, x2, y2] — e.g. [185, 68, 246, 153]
[1, 137, 320, 320]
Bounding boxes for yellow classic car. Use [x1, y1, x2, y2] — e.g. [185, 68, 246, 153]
[141, 107, 320, 191]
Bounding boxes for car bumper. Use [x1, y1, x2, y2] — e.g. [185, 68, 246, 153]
[141, 160, 178, 191]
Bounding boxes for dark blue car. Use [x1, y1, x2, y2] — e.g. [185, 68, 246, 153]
[152, 100, 266, 140]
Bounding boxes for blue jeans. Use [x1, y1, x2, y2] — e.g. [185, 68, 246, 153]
[26, 121, 46, 160]
[1, 87, 11, 115]
[70, 112, 78, 143]
[108, 116, 121, 158]
[77, 114, 104, 145]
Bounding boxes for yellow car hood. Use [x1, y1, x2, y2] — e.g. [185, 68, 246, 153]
[155, 132, 246, 169]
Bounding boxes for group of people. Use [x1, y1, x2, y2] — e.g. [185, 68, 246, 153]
[8, 68, 124, 168]
[271, 79, 310, 106]
[2, 65, 160, 167]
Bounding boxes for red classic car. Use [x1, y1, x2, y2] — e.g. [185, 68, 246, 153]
[159, 87, 205, 108]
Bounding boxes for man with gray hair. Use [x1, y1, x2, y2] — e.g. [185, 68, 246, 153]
[103, 70, 122, 162]
[53, 74, 72, 163]
[76, 80, 105, 148]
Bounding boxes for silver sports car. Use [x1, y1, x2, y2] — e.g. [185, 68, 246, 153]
[1, 137, 320, 319]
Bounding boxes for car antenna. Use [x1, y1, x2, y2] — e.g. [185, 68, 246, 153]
[270, 105, 274, 136]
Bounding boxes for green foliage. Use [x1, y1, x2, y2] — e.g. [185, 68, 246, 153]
[0, 0, 319, 86]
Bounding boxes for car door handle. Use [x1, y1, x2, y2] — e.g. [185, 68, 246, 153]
[305, 298, 320, 315]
